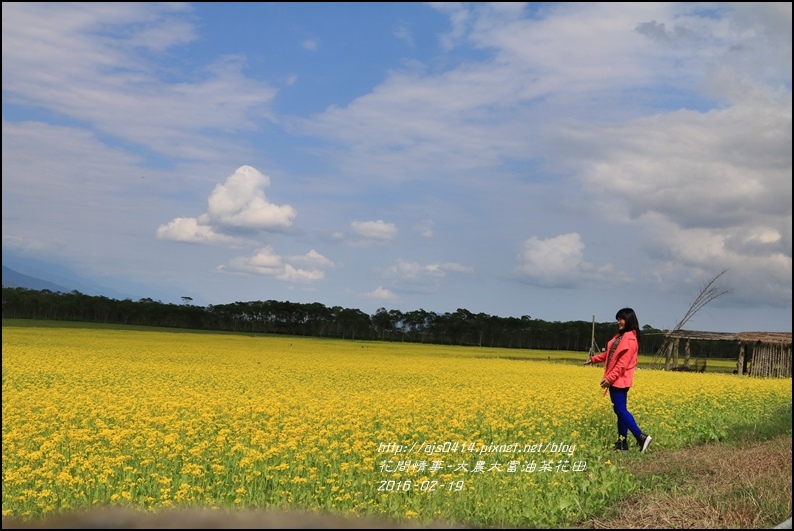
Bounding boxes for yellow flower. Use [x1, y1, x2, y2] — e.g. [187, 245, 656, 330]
[2, 323, 789, 526]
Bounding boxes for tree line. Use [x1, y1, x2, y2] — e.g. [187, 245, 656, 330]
[1, 287, 740, 357]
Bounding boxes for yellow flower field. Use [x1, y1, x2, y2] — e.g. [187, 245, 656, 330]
[2, 322, 790, 527]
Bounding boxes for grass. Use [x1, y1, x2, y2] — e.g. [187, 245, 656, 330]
[578, 434, 792, 529]
[5, 434, 791, 530]
[576, 404, 792, 529]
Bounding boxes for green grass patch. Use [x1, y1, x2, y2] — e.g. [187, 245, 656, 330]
[722, 402, 793, 444]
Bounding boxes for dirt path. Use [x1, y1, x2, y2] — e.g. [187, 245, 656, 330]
[577, 434, 792, 529]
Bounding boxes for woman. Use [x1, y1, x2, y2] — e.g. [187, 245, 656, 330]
[584, 308, 652, 453]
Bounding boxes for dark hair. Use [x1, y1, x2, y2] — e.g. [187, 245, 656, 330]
[616, 307, 641, 344]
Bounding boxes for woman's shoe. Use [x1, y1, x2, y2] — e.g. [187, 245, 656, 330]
[613, 437, 629, 453]
[637, 434, 653, 453]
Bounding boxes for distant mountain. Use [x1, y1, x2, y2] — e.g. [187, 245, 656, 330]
[1, 252, 202, 305]
[2, 266, 71, 293]
[1, 259, 130, 299]
[2, 253, 110, 295]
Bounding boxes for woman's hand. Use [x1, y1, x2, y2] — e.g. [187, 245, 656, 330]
[599, 378, 611, 389]
[583, 359, 592, 366]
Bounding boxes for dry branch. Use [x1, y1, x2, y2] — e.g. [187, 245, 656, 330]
[652, 269, 733, 369]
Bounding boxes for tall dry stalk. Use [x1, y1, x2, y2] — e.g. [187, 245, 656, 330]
[651, 269, 734, 369]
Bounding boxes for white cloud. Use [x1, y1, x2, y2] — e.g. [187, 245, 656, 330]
[379, 259, 474, 294]
[639, 214, 791, 306]
[204, 166, 296, 232]
[515, 233, 607, 287]
[416, 219, 435, 238]
[279, 264, 325, 283]
[1, 3, 276, 161]
[287, 249, 335, 269]
[393, 25, 415, 47]
[302, 39, 318, 51]
[2, 119, 232, 259]
[227, 246, 283, 275]
[220, 246, 333, 284]
[429, 2, 473, 51]
[2, 235, 47, 253]
[349, 220, 398, 245]
[157, 166, 296, 245]
[298, 4, 696, 183]
[155, 217, 241, 245]
[568, 94, 791, 303]
[362, 286, 399, 300]
[434, 262, 474, 274]
[581, 98, 791, 226]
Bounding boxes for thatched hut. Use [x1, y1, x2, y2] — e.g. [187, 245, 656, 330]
[663, 330, 792, 377]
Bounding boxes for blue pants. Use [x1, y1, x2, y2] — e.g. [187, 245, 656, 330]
[609, 386, 642, 440]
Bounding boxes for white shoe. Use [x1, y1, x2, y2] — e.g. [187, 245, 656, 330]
[640, 434, 652, 453]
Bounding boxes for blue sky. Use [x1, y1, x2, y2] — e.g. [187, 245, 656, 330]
[2, 2, 791, 333]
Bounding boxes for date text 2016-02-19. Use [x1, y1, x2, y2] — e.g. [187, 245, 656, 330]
[377, 479, 465, 492]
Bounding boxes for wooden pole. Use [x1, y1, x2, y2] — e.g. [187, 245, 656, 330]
[737, 343, 745, 375]
[587, 315, 597, 361]
[758, 345, 763, 377]
[684, 339, 691, 369]
[773, 345, 779, 377]
[766, 346, 772, 377]
[765, 346, 771, 377]
[748, 345, 753, 377]
[779, 345, 785, 377]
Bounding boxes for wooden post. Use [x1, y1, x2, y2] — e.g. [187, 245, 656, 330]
[747, 344, 753, 376]
[755, 345, 765, 377]
[671, 338, 680, 369]
[763, 346, 770, 377]
[664, 340, 672, 371]
[765, 346, 771, 377]
[777, 345, 782, 377]
[779, 345, 785, 377]
[764, 345, 772, 378]
[684, 339, 691, 369]
[750, 345, 757, 377]
[778, 344, 786, 378]
[750, 343, 761, 376]
[737, 343, 745, 375]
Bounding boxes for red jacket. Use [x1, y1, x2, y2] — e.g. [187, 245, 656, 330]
[590, 330, 638, 388]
